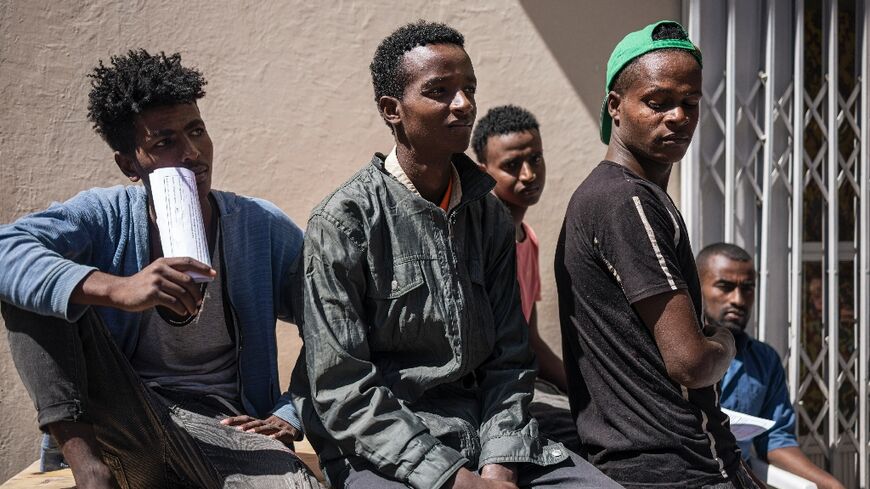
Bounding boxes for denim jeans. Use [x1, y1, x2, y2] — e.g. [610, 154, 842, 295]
[3, 303, 320, 489]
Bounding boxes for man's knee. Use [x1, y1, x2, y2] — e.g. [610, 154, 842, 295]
[3, 302, 92, 429]
[3, 301, 50, 332]
[3, 302, 87, 348]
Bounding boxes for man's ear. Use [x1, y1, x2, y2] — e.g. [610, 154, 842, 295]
[607, 91, 622, 126]
[378, 95, 402, 128]
[114, 151, 141, 182]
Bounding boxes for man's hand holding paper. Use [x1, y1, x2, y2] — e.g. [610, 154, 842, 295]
[150, 167, 214, 282]
[71, 257, 216, 316]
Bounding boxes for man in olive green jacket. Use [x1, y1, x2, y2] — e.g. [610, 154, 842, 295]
[291, 21, 620, 489]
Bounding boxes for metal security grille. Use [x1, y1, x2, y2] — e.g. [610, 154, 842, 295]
[683, 0, 869, 486]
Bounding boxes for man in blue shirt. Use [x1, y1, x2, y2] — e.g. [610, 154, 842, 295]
[698, 243, 844, 489]
[0, 50, 318, 489]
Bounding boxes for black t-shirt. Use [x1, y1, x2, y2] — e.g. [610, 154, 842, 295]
[554, 161, 740, 488]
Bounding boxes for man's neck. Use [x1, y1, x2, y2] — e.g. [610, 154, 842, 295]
[395, 142, 453, 204]
[506, 204, 528, 242]
[604, 143, 673, 191]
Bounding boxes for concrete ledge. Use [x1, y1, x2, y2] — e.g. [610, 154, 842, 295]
[0, 462, 72, 489]
[1, 438, 323, 488]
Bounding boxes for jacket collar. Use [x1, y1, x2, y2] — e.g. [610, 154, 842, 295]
[371, 152, 495, 206]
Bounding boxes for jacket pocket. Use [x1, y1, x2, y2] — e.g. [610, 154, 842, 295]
[366, 258, 425, 299]
[365, 258, 432, 350]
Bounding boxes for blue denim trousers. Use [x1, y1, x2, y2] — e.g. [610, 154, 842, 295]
[3, 303, 320, 489]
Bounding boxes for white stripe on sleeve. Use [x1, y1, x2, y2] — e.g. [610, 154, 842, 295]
[632, 196, 677, 290]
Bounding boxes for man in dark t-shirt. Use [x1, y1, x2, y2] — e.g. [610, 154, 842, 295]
[555, 21, 761, 488]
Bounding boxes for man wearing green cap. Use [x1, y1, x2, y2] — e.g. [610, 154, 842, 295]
[555, 21, 761, 488]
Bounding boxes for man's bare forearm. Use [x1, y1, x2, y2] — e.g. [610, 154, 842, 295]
[768, 447, 845, 489]
[70, 271, 120, 307]
[636, 291, 735, 389]
[69, 258, 213, 315]
[690, 325, 737, 387]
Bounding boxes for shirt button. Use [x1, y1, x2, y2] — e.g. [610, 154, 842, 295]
[551, 449, 563, 458]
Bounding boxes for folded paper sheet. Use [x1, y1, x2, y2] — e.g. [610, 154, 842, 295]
[150, 167, 213, 282]
[721, 408, 776, 442]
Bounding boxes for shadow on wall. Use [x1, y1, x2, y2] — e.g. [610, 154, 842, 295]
[519, 0, 683, 119]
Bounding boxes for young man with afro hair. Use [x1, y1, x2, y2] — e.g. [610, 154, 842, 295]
[291, 21, 620, 489]
[555, 21, 759, 487]
[0, 50, 320, 489]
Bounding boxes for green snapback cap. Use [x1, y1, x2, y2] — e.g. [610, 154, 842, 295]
[600, 20, 702, 144]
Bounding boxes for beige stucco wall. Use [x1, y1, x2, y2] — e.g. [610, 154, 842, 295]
[0, 0, 681, 481]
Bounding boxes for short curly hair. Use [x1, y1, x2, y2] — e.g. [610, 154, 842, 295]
[87, 49, 207, 154]
[472, 105, 540, 162]
[370, 20, 464, 107]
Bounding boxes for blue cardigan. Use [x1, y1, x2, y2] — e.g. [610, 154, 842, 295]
[0, 185, 304, 429]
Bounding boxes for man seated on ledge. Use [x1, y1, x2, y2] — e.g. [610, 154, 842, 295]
[471, 104, 580, 452]
[554, 20, 759, 488]
[0, 50, 319, 489]
[291, 21, 621, 489]
[698, 243, 845, 489]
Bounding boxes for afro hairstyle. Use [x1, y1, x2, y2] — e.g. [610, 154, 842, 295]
[87, 49, 207, 154]
[370, 20, 464, 109]
[471, 105, 540, 163]
[611, 22, 693, 95]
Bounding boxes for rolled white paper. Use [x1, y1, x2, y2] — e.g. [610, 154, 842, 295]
[149, 167, 213, 282]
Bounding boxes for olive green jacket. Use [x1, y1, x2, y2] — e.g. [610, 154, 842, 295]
[291, 153, 567, 489]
